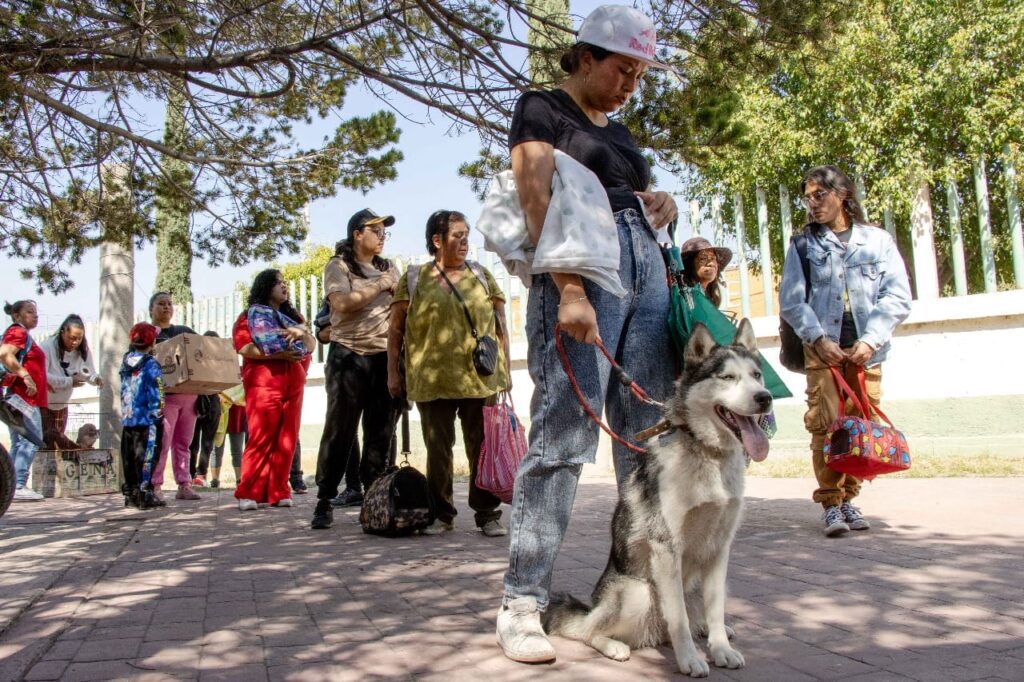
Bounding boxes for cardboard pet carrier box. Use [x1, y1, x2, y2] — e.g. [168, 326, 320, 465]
[154, 333, 241, 394]
[32, 449, 120, 498]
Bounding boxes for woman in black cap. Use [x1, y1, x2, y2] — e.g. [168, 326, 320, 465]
[311, 208, 400, 530]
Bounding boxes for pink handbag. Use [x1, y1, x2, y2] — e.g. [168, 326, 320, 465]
[476, 393, 527, 503]
[824, 366, 911, 480]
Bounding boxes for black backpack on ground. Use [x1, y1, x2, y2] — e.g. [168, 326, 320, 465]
[359, 408, 435, 536]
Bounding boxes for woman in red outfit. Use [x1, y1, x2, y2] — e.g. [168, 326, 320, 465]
[232, 270, 314, 511]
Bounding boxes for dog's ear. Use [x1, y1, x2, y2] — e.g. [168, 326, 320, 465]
[684, 323, 716, 365]
[732, 318, 758, 353]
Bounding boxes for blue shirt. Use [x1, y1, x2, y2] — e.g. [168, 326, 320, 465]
[779, 223, 912, 367]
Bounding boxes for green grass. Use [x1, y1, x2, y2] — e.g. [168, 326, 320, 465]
[748, 453, 1024, 478]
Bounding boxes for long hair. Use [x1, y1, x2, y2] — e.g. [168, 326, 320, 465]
[681, 255, 723, 308]
[4, 300, 34, 321]
[56, 314, 90, 363]
[425, 210, 468, 256]
[248, 269, 305, 323]
[800, 165, 869, 226]
[336, 231, 391, 280]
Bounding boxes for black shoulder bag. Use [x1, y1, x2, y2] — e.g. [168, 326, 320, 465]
[433, 262, 499, 377]
[778, 233, 812, 373]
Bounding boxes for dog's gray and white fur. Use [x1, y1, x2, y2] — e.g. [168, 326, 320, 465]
[543, 320, 772, 677]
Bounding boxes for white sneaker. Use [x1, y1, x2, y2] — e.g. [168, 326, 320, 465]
[273, 498, 293, 508]
[238, 498, 258, 511]
[421, 520, 455, 535]
[13, 487, 44, 502]
[496, 597, 556, 663]
[481, 519, 508, 537]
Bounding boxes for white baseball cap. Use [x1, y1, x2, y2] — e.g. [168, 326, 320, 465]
[577, 5, 672, 71]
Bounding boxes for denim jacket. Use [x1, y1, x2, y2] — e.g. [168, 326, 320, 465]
[779, 223, 912, 367]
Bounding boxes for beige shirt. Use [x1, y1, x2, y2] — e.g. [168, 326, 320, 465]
[323, 256, 394, 355]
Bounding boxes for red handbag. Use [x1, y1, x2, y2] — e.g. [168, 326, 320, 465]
[823, 366, 911, 480]
[476, 392, 527, 504]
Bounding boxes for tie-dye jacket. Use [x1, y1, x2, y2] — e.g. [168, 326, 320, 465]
[119, 351, 165, 427]
[246, 304, 309, 357]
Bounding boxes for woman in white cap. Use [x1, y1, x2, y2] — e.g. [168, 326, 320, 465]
[497, 4, 678, 663]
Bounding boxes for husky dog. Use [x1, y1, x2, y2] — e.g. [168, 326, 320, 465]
[543, 320, 771, 677]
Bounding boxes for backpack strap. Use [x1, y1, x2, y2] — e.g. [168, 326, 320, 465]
[406, 263, 423, 302]
[406, 260, 492, 305]
[791, 231, 811, 302]
[465, 260, 491, 297]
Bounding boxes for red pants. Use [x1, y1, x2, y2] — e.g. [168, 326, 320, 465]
[234, 361, 305, 504]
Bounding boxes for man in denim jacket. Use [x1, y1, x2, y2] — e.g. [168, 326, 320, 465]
[779, 166, 912, 537]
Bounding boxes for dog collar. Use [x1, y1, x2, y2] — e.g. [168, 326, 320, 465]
[634, 419, 674, 442]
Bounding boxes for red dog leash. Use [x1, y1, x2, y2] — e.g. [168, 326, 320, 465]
[554, 323, 662, 454]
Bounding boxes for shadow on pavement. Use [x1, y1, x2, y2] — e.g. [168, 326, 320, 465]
[0, 479, 1021, 681]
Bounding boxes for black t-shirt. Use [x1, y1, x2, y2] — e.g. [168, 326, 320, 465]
[508, 90, 651, 213]
[156, 324, 195, 343]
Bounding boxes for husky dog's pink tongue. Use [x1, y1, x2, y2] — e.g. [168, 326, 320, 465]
[736, 415, 770, 462]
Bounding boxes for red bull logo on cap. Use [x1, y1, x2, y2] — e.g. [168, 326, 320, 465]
[629, 36, 656, 57]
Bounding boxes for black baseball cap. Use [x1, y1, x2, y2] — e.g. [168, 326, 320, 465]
[347, 208, 395, 237]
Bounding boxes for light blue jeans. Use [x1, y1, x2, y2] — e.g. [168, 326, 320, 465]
[9, 406, 42, 488]
[503, 209, 673, 610]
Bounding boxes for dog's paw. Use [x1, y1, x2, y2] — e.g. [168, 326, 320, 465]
[690, 623, 736, 640]
[677, 651, 710, 678]
[710, 644, 745, 669]
[591, 636, 630, 661]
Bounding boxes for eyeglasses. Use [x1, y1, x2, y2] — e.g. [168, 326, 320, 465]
[367, 227, 390, 240]
[695, 252, 718, 267]
[801, 189, 832, 207]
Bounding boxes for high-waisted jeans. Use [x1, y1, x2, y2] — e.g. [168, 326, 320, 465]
[503, 208, 673, 610]
[8, 406, 42, 488]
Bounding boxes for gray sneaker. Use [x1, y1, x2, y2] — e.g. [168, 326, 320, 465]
[496, 597, 556, 663]
[421, 520, 455, 535]
[481, 519, 508, 537]
[822, 505, 850, 537]
[840, 501, 870, 530]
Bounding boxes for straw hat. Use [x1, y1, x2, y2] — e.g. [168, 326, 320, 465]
[679, 237, 732, 271]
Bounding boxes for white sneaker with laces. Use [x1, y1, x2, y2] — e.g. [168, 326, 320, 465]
[496, 597, 557, 663]
[274, 498, 293, 508]
[238, 498, 258, 511]
[840, 501, 870, 530]
[822, 505, 850, 537]
[13, 487, 44, 502]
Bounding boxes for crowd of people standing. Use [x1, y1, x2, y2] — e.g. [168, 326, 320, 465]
[2, 2, 916, 672]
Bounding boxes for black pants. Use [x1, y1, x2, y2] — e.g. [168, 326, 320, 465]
[417, 398, 501, 527]
[121, 423, 164, 493]
[315, 343, 399, 500]
[189, 396, 221, 478]
[290, 439, 304, 489]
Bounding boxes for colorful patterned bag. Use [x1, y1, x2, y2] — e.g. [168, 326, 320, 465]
[359, 408, 435, 536]
[476, 392, 527, 504]
[824, 366, 911, 480]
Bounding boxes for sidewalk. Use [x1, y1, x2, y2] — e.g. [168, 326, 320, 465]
[0, 477, 1021, 682]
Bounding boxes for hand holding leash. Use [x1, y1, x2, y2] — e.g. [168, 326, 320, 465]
[557, 296, 599, 344]
[814, 336, 846, 366]
[845, 341, 872, 366]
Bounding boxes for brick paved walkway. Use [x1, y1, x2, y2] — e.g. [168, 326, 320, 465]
[0, 477, 1021, 681]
